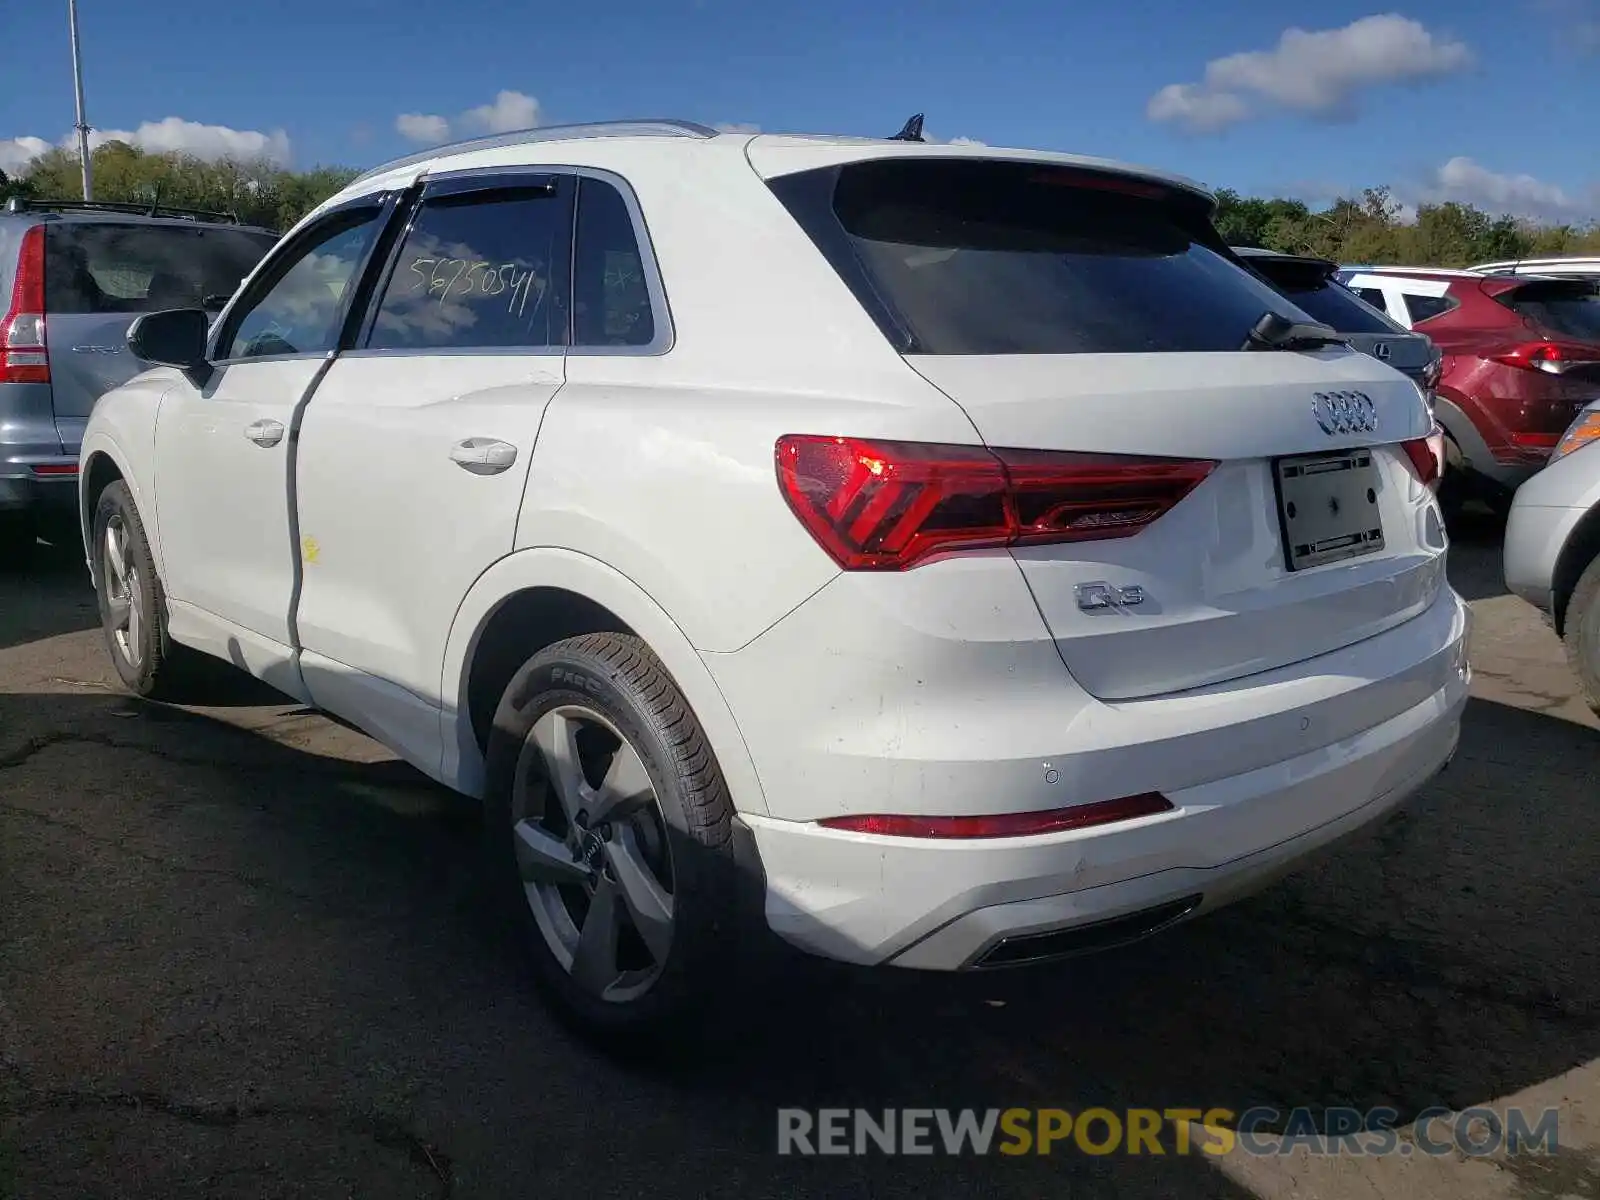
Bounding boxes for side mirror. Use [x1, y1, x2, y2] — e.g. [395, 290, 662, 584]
[127, 308, 213, 386]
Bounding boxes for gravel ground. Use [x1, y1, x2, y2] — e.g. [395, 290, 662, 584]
[1, 518, 1596, 1200]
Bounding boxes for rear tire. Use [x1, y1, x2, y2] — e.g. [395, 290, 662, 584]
[483, 632, 751, 1051]
[1563, 555, 1600, 716]
[90, 481, 194, 699]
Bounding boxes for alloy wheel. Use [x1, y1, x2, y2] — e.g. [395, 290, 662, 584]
[511, 704, 675, 1003]
[102, 515, 144, 670]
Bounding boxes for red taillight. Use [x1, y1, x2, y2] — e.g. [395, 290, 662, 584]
[817, 793, 1175, 839]
[0, 226, 47, 384]
[775, 435, 1216, 571]
[1401, 436, 1440, 488]
[1489, 342, 1581, 374]
[29, 464, 77, 477]
[1509, 431, 1561, 450]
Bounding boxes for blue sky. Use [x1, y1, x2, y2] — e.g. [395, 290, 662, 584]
[3, 0, 1598, 221]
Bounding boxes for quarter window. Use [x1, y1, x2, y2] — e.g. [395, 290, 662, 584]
[572, 178, 656, 348]
[1403, 293, 1455, 324]
[219, 208, 384, 360]
[366, 182, 572, 351]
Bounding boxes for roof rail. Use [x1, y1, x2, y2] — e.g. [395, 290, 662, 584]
[349, 119, 721, 186]
[0, 197, 242, 225]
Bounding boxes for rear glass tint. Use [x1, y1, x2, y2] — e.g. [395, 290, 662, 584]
[770, 158, 1313, 355]
[1497, 280, 1600, 342]
[1245, 260, 1397, 334]
[45, 223, 276, 315]
[1403, 294, 1456, 324]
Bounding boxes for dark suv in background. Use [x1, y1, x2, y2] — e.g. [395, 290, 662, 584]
[1232, 247, 1441, 394]
[0, 199, 276, 561]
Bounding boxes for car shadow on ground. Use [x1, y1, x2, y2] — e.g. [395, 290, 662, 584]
[2, 682, 1596, 1197]
[1444, 507, 1510, 602]
[0, 539, 99, 652]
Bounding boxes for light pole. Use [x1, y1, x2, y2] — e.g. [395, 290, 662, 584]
[68, 0, 92, 200]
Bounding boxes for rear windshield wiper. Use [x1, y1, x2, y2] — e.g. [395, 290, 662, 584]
[1242, 311, 1348, 352]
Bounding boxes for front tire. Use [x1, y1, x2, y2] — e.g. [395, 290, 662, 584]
[91, 481, 189, 698]
[1564, 555, 1600, 716]
[484, 632, 747, 1047]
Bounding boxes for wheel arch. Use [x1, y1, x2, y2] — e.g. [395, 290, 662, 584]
[1553, 503, 1600, 637]
[1431, 391, 1492, 470]
[77, 434, 162, 584]
[440, 547, 769, 816]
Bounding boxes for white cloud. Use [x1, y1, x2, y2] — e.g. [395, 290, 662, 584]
[395, 91, 541, 144]
[714, 122, 760, 134]
[1146, 86, 1250, 134]
[1148, 14, 1473, 133]
[88, 118, 291, 164]
[945, 136, 986, 146]
[0, 136, 51, 174]
[395, 113, 451, 145]
[1, 119, 289, 173]
[1409, 157, 1598, 222]
[462, 90, 540, 134]
[1534, 0, 1600, 53]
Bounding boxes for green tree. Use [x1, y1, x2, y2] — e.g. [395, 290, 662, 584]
[18, 142, 358, 231]
[0, 170, 35, 205]
[20, 147, 1597, 268]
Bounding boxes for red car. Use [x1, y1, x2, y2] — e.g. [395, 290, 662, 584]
[1341, 267, 1600, 512]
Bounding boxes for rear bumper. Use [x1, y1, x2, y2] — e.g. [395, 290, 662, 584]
[747, 685, 1460, 969]
[0, 465, 79, 519]
[724, 584, 1470, 968]
[1, 380, 72, 520]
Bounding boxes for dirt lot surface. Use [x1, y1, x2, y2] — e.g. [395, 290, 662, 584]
[2, 519, 1597, 1199]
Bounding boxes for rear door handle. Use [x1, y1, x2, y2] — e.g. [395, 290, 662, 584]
[450, 438, 518, 475]
[245, 419, 285, 447]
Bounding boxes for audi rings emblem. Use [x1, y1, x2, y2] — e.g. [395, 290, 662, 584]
[1312, 390, 1378, 436]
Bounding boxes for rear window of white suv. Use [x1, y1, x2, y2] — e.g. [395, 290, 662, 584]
[45, 222, 277, 314]
[769, 158, 1312, 355]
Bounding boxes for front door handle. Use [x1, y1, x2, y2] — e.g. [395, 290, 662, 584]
[450, 438, 518, 476]
[245, 419, 285, 448]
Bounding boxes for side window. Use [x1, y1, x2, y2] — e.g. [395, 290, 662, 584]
[219, 208, 384, 361]
[573, 177, 656, 348]
[1353, 287, 1387, 310]
[366, 183, 572, 351]
[1403, 293, 1454, 324]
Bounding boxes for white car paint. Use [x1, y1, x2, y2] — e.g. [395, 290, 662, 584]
[82, 124, 1468, 973]
[1343, 271, 1452, 330]
[1471, 256, 1600, 279]
[293, 351, 567, 771]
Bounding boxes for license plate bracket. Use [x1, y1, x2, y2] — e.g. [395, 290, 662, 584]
[1274, 450, 1385, 571]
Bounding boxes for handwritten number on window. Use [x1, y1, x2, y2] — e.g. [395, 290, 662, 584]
[406, 255, 539, 315]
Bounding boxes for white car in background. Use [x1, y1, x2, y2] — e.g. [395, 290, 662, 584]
[1472, 256, 1600, 280]
[79, 120, 1468, 1046]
